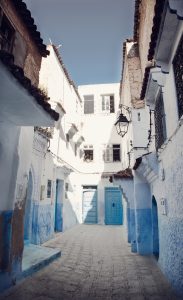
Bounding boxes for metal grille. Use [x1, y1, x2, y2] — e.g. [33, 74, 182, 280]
[154, 90, 167, 150]
[173, 34, 183, 119]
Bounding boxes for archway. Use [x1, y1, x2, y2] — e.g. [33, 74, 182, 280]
[152, 196, 159, 259]
[24, 170, 33, 242]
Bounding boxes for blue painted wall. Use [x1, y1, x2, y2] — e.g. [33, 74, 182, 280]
[136, 208, 152, 255]
[0, 210, 22, 292]
[158, 216, 183, 295]
[31, 203, 55, 245]
[129, 209, 137, 252]
[127, 207, 131, 243]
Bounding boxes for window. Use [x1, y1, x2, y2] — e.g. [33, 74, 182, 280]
[173, 34, 183, 119]
[65, 182, 69, 199]
[154, 89, 167, 150]
[84, 95, 94, 114]
[66, 133, 69, 148]
[83, 145, 93, 162]
[0, 11, 15, 53]
[101, 95, 115, 113]
[47, 180, 52, 198]
[103, 144, 121, 162]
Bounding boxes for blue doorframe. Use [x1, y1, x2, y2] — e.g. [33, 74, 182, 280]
[105, 187, 123, 225]
[55, 179, 64, 232]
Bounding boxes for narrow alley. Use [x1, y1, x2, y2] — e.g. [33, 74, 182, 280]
[0, 225, 178, 300]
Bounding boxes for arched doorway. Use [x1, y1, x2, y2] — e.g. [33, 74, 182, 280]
[24, 171, 33, 242]
[152, 196, 159, 259]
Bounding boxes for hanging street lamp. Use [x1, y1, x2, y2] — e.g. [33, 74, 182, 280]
[114, 104, 131, 137]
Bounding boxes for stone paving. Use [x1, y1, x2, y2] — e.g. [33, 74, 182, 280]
[0, 225, 180, 300]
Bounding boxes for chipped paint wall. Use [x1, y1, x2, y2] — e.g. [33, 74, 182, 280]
[138, 0, 156, 74]
[0, 125, 34, 291]
[29, 130, 56, 244]
[0, 0, 42, 86]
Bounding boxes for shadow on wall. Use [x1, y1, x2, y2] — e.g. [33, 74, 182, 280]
[82, 187, 98, 224]
[62, 177, 80, 231]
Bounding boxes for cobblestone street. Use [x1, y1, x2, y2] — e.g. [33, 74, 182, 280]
[0, 225, 179, 300]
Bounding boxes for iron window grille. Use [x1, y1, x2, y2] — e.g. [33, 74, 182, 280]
[154, 89, 167, 150]
[47, 180, 52, 198]
[84, 95, 94, 114]
[103, 144, 121, 162]
[173, 34, 183, 119]
[101, 95, 115, 113]
[83, 145, 93, 162]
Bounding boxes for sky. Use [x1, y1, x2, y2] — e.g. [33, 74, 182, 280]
[25, 0, 135, 86]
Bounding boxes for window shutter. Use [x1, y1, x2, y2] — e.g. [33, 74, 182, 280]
[84, 95, 94, 114]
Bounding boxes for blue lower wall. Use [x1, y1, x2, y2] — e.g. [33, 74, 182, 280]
[128, 208, 152, 254]
[130, 209, 137, 252]
[136, 208, 152, 255]
[158, 216, 183, 296]
[31, 203, 55, 245]
[127, 207, 131, 243]
[0, 210, 22, 292]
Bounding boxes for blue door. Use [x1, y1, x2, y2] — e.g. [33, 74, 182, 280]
[83, 188, 97, 223]
[55, 179, 64, 232]
[105, 187, 123, 225]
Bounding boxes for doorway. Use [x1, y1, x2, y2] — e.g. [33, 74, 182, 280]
[152, 196, 159, 259]
[82, 186, 97, 224]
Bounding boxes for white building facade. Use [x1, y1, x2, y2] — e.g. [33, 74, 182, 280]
[78, 83, 124, 225]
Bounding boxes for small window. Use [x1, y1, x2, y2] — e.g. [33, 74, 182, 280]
[103, 144, 121, 162]
[0, 12, 15, 53]
[101, 95, 115, 113]
[66, 133, 69, 148]
[84, 95, 94, 114]
[113, 144, 121, 161]
[47, 180, 52, 198]
[83, 145, 93, 162]
[40, 185, 45, 201]
[154, 89, 167, 150]
[65, 182, 69, 199]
